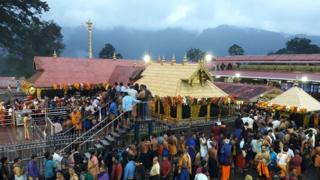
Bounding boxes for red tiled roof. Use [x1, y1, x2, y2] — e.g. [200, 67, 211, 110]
[0, 77, 16, 88]
[214, 82, 277, 100]
[108, 66, 145, 85]
[213, 54, 320, 64]
[213, 70, 320, 82]
[29, 57, 146, 87]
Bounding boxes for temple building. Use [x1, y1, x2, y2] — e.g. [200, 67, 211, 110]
[136, 60, 228, 122]
[26, 56, 145, 98]
[210, 54, 320, 99]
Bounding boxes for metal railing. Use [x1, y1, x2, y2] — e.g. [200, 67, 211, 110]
[78, 112, 125, 151]
[58, 111, 113, 154]
[60, 102, 110, 136]
[0, 106, 71, 127]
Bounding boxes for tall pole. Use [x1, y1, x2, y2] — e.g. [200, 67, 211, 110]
[86, 19, 93, 59]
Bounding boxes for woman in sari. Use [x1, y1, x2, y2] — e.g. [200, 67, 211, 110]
[88, 151, 100, 179]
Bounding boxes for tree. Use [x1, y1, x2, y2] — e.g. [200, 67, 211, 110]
[99, 43, 123, 59]
[273, 37, 320, 54]
[0, 0, 49, 54]
[186, 48, 205, 62]
[0, 1, 65, 77]
[0, 21, 65, 77]
[228, 44, 244, 55]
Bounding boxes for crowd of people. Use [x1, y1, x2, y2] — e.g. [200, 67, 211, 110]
[1, 82, 320, 179]
[1, 106, 319, 180]
[0, 81, 151, 140]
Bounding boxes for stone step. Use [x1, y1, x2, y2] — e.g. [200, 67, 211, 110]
[105, 135, 115, 142]
[94, 143, 103, 149]
[100, 139, 110, 146]
[111, 132, 120, 138]
[117, 128, 126, 134]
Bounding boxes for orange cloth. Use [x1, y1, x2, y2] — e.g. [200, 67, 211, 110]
[178, 154, 191, 174]
[71, 111, 82, 130]
[71, 112, 77, 125]
[168, 136, 177, 156]
[278, 164, 287, 178]
[315, 154, 320, 167]
[221, 165, 231, 180]
[257, 161, 270, 178]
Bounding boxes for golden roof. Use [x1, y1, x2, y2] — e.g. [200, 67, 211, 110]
[136, 62, 228, 98]
[269, 86, 320, 112]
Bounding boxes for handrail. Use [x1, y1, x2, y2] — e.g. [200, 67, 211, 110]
[78, 112, 124, 148]
[60, 102, 110, 136]
[45, 117, 56, 136]
[58, 110, 113, 153]
[31, 120, 45, 139]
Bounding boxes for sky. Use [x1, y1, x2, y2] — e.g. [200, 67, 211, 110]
[44, 0, 320, 35]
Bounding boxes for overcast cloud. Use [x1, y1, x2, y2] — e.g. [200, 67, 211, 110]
[44, 0, 320, 35]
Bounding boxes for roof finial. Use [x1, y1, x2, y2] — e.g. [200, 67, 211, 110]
[53, 50, 58, 58]
[182, 52, 188, 65]
[113, 52, 117, 60]
[171, 53, 176, 65]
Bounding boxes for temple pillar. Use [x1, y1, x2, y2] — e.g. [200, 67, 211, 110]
[206, 104, 211, 121]
[176, 104, 182, 121]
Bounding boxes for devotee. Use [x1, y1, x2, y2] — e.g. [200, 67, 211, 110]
[27, 155, 40, 180]
[277, 146, 291, 179]
[23, 114, 30, 140]
[160, 154, 171, 180]
[123, 155, 136, 180]
[0, 157, 10, 180]
[255, 145, 270, 179]
[13, 157, 26, 180]
[43, 151, 57, 180]
[122, 92, 140, 128]
[110, 155, 122, 180]
[149, 156, 160, 180]
[56, 170, 65, 180]
[97, 165, 110, 180]
[219, 135, 232, 180]
[69, 168, 79, 180]
[88, 151, 100, 179]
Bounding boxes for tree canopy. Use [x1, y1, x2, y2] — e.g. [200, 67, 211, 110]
[228, 44, 245, 55]
[186, 48, 205, 62]
[0, 0, 64, 77]
[99, 43, 123, 59]
[272, 37, 320, 54]
[0, 0, 49, 54]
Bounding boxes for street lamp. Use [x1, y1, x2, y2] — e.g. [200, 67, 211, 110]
[301, 76, 308, 82]
[205, 53, 213, 62]
[143, 54, 151, 63]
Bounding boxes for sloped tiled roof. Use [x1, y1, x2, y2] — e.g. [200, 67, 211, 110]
[29, 56, 145, 87]
[136, 62, 227, 98]
[214, 54, 320, 64]
[108, 66, 145, 85]
[213, 70, 320, 82]
[0, 77, 16, 88]
[215, 82, 280, 101]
